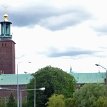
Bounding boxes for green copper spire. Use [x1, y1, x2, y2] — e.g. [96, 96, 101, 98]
[0, 13, 12, 40]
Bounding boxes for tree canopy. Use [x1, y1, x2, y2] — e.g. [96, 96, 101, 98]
[47, 94, 65, 107]
[7, 93, 16, 107]
[27, 66, 76, 107]
[71, 83, 107, 107]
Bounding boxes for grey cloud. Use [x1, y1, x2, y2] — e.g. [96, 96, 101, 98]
[0, 6, 57, 26]
[46, 48, 97, 57]
[94, 25, 107, 35]
[0, 5, 91, 30]
[39, 9, 90, 30]
[9, 6, 56, 27]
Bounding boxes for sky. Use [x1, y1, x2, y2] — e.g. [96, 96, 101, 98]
[0, 0, 107, 74]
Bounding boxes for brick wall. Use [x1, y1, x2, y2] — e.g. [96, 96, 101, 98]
[0, 40, 15, 74]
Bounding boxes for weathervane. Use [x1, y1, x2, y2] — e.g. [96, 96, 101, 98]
[2, 4, 8, 11]
[2, 5, 8, 20]
[3, 5, 8, 13]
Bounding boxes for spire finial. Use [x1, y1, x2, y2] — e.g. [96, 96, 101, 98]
[3, 13, 8, 21]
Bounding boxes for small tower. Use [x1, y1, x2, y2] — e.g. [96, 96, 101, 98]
[0, 13, 15, 74]
[0, 14, 12, 40]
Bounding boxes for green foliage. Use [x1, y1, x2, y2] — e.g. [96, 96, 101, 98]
[71, 84, 107, 107]
[22, 98, 27, 107]
[27, 66, 76, 107]
[95, 96, 107, 107]
[47, 94, 65, 107]
[7, 93, 16, 107]
[0, 97, 6, 107]
[65, 98, 75, 107]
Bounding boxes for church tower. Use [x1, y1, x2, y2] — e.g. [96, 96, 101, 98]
[0, 14, 15, 74]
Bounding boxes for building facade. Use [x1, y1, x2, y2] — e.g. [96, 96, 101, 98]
[0, 14, 15, 74]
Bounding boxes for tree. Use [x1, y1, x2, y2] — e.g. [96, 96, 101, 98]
[27, 66, 76, 107]
[7, 93, 16, 107]
[47, 94, 65, 107]
[22, 98, 27, 107]
[95, 96, 107, 107]
[0, 97, 5, 107]
[71, 84, 107, 107]
[65, 98, 75, 107]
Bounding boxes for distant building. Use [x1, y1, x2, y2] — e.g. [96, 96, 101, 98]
[0, 13, 32, 101]
[0, 14, 15, 74]
[0, 74, 32, 98]
[0, 72, 105, 98]
[70, 72, 106, 88]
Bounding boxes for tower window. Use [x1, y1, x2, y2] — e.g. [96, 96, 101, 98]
[6, 25, 9, 34]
